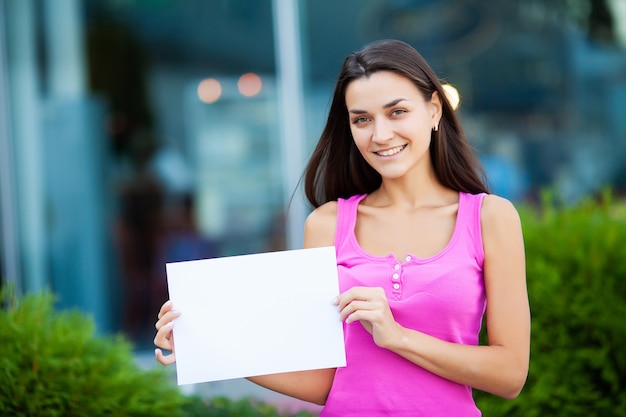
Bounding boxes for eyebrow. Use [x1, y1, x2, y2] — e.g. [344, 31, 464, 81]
[348, 98, 407, 114]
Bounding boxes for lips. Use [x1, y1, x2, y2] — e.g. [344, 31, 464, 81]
[374, 144, 407, 156]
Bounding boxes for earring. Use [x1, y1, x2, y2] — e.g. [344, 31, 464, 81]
[434, 122, 439, 132]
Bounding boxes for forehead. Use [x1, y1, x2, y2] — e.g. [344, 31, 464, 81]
[345, 71, 421, 106]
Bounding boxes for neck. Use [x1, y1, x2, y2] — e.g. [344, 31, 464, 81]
[370, 171, 456, 210]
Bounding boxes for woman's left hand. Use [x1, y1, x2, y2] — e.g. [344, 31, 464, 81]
[335, 286, 404, 349]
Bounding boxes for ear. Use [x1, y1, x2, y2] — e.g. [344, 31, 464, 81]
[429, 91, 443, 128]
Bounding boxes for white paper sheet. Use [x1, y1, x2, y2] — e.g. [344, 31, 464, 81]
[165, 246, 346, 385]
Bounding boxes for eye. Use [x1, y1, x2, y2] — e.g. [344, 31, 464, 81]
[390, 109, 407, 117]
[351, 116, 370, 125]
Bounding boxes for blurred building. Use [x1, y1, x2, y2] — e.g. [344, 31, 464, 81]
[1, 0, 625, 346]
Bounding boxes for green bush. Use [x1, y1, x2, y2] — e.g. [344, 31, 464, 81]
[475, 190, 626, 416]
[0, 287, 318, 417]
[0, 286, 191, 416]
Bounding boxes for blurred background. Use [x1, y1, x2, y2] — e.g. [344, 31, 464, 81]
[1, 0, 625, 358]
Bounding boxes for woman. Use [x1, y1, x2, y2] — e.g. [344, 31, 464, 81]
[155, 39, 530, 416]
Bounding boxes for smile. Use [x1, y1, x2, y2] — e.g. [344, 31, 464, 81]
[375, 144, 407, 157]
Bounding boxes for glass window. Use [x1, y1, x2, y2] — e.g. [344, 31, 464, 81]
[1, 0, 284, 347]
[1, 0, 625, 350]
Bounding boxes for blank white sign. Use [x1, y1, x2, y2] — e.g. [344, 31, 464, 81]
[165, 246, 346, 385]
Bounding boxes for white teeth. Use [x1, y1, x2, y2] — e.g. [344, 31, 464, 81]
[376, 145, 406, 156]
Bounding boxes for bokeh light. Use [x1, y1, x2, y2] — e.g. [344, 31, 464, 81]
[238, 73, 263, 97]
[198, 78, 222, 103]
[442, 84, 460, 110]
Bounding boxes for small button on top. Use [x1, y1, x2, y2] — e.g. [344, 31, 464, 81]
[405, 255, 411, 262]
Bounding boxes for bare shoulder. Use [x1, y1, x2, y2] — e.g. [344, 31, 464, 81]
[481, 194, 522, 228]
[480, 194, 524, 256]
[304, 201, 338, 248]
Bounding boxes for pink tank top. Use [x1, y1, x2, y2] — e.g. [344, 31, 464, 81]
[320, 192, 487, 417]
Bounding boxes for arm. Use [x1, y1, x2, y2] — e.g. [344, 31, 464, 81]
[246, 369, 336, 405]
[246, 201, 339, 405]
[336, 195, 530, 399]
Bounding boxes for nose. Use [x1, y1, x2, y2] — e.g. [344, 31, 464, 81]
[372, 118, 393, 143]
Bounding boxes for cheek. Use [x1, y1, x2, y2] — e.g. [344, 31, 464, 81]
[404, 124, 432, 146]
[350, 129, 370, 152]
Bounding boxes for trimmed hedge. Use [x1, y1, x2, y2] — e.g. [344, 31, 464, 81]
[475, 190, 626, 416]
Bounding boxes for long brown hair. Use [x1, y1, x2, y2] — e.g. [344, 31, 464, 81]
[303, 39, 488, 208]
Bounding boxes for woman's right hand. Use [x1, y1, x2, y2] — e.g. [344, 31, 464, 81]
[154, 300, 181, 366]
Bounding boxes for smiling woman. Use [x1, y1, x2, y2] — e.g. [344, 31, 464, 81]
[154, 39, 530, 417]
[304, 39, 488, 207]
[345, 71, 439, 181]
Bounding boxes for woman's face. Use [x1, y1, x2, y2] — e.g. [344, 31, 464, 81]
[345, 71, 441, 181]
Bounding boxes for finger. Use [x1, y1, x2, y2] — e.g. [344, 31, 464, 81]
[155, 348, 177, 366]
[155, 310, 181, 331]
[336, 286, 385, 308]
[154, 321, 174, 343]
[344, 310, 362, 324]
[154, 322, 175, 350]
[339, 300, 372, 321]
[336, 288, 368, 311]
[344, 308, 381, 324]
[157, 300, 173, 320]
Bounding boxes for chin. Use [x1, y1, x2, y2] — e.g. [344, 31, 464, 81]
[377, 169, 409, 180]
